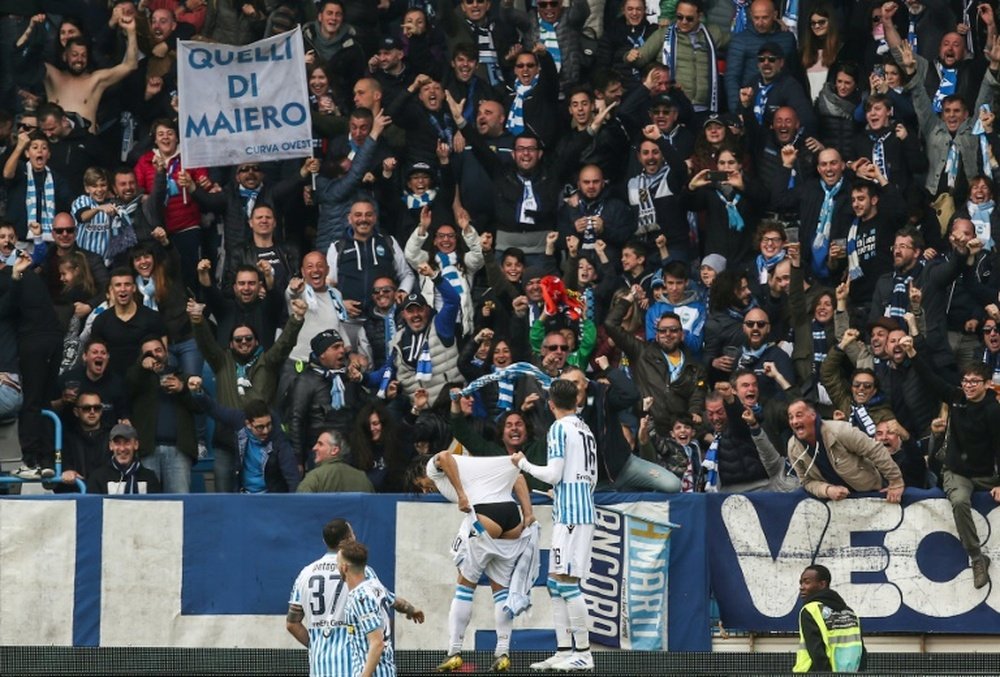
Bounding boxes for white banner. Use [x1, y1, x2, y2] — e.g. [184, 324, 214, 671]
[177, 28, 313, 168]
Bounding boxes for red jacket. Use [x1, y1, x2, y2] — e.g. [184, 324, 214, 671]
[134, 151, 208, 234]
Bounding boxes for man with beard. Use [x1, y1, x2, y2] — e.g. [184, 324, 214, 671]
[821, 329, 895, 436]
[557, 164, 631, 261]
[451, 99, 513, 228]
[54, 338, 128, 424]
[786, 398, 904, 502]
[16, 13, 138, 133]
[744, 106, 817, 200]
[734, 308, 795, 402]
[737, 44, 814, 135]
[39, 212, 109, 313]
[198, 261, 282, 350]
[110, 167, 155, 254]
[387, 74, 461, 166]
[626, 129, 690, 260]
[843, 179, 903, 316]
[869, 225, 966, 364]
[36, 103, 107, 194]
[57, 391, 111, 494]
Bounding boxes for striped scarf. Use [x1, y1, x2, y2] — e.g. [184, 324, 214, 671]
[847, 217, 863, 281]
[636, 165, 669, 230]
[753, 83, 774, 124]
[25, 164, 56, 237]
[755, 250, 785, 285]
[507, 75, 538, 135]
[661, 23, 719, 111]
[887, 264, 919, 320]
[739, 342, 773, 370]
[376, 354, 395, 399]
[731, 0, 749, 31]
[702, 434, 720, 492]
[436, 251, 465, 297]
[303, 286, 349, 322]
[907, 16, 919, 50]
[495, 365, 516, 413]
[468, 20, 502, 86]
[584, 287, 595, 322]
[813, 178, 843, 280]
[869, 128, 893, 178]
[850, 403, 877, 436]
[811, 320, 828, 370]
[782, 0, 798, 27]
[933, 66, 957, 114]
[239, 186, 260, 219]
[416, 333, 433, 383]
[404, 188, 436, 210]
[111, 457, 142, 494]
[458, 361, 554, 399]
[972, 110, 993, 179]
[136, 276, 158, 310]
[944, 140, 960, 189]
[539, 20, 561, 71]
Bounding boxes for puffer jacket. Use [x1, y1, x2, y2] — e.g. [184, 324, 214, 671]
[815, 83, 859, 160]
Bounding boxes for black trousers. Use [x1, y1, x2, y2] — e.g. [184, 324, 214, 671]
[17, 333, 62, 468]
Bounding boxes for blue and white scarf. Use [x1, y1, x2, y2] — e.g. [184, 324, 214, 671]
[458, 361, 554, 399]
[578, 199, 604, 249]
[507, 75, 538, 134]
[781, 0, 798, 27]
[731, 0, 749, 32]
[539, 19, 562, 71]
[468, 20, 503, 86]
[933, 66, 958, 113]
[813, 178, 843, 280]
[436, 250, 465, 298]
[636, 165, 669, 231]
[416, 333, 433, 383]
[847, 217, 863, 281]
[968, 200, 995, 250]
[753, 83, 774, 124]
[25, 163, 55, 237]
[702, 434, 720, 492]
[983, 347, 1000, 381]
[429, 112, 455, 145]
[235, 346, 263, 397]
[661, 23, 719, 111]
[303, 285, 349, 322]
[376, 354, 395, 399]
[404, 188, 436, 210]
[850, 402, 878, 436]
[755, 250, 785, 285]
[239, 185, 260, 218]
[907, 15, 919, 50]
[136, 276, 157, 310]
[887, 264, 920, 320]
[811, 320, 828, 369]
[944, 140, 960, 189]
[739, 342, 773, 370]
[314, 365, 346, 409]
[717, 190, 744, 231]
[495, 365, 516, 413]
[869, 128, 893, 178]
[972, 107, 993, 179]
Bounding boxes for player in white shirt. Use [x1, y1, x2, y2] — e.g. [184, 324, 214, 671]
[412, 451, 537, 672]
[286, 519, 424, 677]
[340, 541, 395, 677]
[512, 379, 597, 672]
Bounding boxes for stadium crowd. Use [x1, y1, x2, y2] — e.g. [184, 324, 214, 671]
[1, 0, 1000, 583]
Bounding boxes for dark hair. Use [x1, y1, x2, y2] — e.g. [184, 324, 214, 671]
[500, 247, 525, 266]
[242, 399, 269, 420]
[850, 180, 880, 198]
[318, 0, 345, 12]
[864, 92, 892, 112]
[234, 264, 262, 281]
[349, 106, 374, 123]
[754, 219, 786, 249]
[230, 323, 259, 343]
[622, 238, 647, 259]
[36, 102, 66, 122]
[497, 410, 533, 442]
[805, 564, 832, 585]
[567, 84, 593, 103]
[549, 379, 579, 410]
[591, 68, 622, 93]
[708, 269, 749, 312]
[654, 311, 682, 328]
[452, 42, 478, 61]
[83, 337, 109, 353]
[339, 540, 368, 569]
[851, 367, 879, 391]
[800, 3, 840, 70]
[729, 368, 757, 386]
[964, 363, 992, 382]
[895, 224, 924, 250]
[663, 261, 688, 280]
[322, 518, 352, 549]
[112, 165, 137, 181]
[150, 118, 177, 136]
[349, 400, 404, 475]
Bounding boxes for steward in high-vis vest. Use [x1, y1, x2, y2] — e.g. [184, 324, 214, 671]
[793, 564, 865, 673]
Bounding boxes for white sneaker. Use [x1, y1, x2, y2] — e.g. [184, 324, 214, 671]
[551, 650, 594, 672]
[530, 651, 571, 671]
[13, 466, 41, 480]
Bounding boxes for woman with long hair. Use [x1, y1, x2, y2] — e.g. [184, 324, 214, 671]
[801, 5, 844, 101]
[349, 400, 416, 492]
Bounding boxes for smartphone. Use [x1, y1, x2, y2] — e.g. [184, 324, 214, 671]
[873, 64, 885, 79]
[708, 171, 729, 182]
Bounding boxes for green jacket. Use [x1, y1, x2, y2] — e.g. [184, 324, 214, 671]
[450, 412, 551, 492]
[297, 457, 374, 493]
[193, 313, 303, 409]
[637, 23, 729, 110]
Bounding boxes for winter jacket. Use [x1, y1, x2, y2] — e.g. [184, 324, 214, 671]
[788, 420, 904, 499]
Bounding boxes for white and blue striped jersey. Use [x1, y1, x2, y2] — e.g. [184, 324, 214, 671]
[548, 414, 597, 525]
[288, 553, 394, 677]
[71, 194, 112, 259]
[344, 578, 396, 677]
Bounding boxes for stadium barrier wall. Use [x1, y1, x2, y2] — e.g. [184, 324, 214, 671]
[0, 489, 996, 652]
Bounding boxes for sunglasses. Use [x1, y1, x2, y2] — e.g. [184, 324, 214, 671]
[744, 320, 768, 329]
[675, 13, 696, 22]
[463, 0, 487, 5]
[515, 62, 538, 69]
[543, 344, 569, 351]
[53, 227, 75, 235]
[373, 286, 396, 294]
[851, 381, 875, 390]
[984, 326, 1000, 334]
[76, 404, 102, 412]
[238, 165, 261, 173]
[758, 55, 779, 64]
[657, 326, 682, 334]
[232, 335, 256, 344]
[18, 123, 37, 131]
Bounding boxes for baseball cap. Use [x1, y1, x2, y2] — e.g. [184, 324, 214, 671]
[649, 93, 676, 110]
[380, 36, 403, 51]
[403, 292, 428, 309]
[110, 423, 138, 440]
[310, 329, 344, 356]
[758, 42, 783, 57]
[703, 113, 725, 128]
[406, 161, 434, 178]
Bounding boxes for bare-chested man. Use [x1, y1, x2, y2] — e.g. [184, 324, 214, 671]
[15, 12, 138, 132]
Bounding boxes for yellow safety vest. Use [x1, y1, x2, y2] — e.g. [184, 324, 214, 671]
[793, 600, 863, 673]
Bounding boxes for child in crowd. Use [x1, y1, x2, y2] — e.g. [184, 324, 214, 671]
[72, 167, 121, 265]
[638, 411, 704, 492]
[645, 260, 708, 358]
